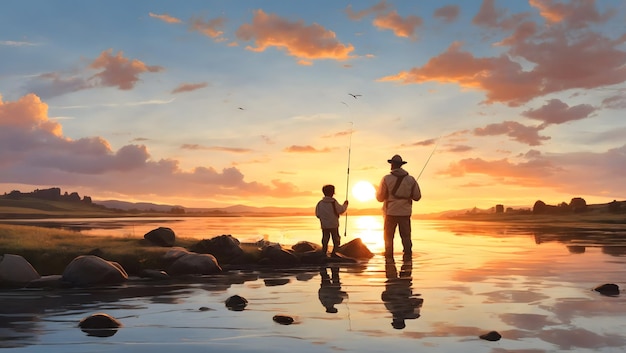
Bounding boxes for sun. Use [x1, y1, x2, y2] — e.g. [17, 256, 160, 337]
[352, 180, 376, 202]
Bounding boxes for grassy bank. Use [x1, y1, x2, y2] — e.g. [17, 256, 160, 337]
[0, 224, 200, 276]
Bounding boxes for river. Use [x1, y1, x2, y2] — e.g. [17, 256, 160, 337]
[1, 216, 625, 352]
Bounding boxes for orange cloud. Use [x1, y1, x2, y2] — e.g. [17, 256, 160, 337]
[522, 99, 596, 126]
[171, 82, 208, 94]
[402, 138, 437, 147]
[180, 144, 252, 153]
[378, 41, 542, 106]
[189, 16, 226, 41]
[440, 144, 626, 198]
[440, 156, 560, 181]
[236, 10, 354, 63]
[373, 10, 422, 39]
[322, 129, 353, 138]
[149, 12, 181, 24]
[0, 93, 61, 137]
[433, 5, 460, 23]
[346, 1, 422, 39]
[473, 121, 550, 146]
[345, 1, 391, 21]
[445, 145, 473, 153]
[380, 14, 626, 107]
[473, 0, 529, 30]
[283, 145, 332, 153]
[90, 49, 163, 90]
[529, 0, 614, 28]
[0, 93, 310, 200]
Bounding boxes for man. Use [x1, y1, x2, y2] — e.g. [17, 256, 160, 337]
[376, 154, 422, 260]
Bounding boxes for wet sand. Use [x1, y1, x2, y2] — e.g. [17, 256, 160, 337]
[2, 219, 626, 352]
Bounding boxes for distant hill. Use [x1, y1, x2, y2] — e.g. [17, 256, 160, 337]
[3, 186, 623, 219]
[95, 200, 184, 212]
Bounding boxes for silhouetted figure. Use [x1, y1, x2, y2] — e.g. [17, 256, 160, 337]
[348, 93, 362, 99]
[376, 154, 422, 261]
[318, 266, 348, 313]
[381, 259, 423, 329]
[315, 184, 348, 256]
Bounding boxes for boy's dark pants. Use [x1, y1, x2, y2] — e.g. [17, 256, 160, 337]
[321, 228, 341, 254]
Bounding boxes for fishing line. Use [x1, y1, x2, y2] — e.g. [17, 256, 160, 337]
[416, 136, 440, 181]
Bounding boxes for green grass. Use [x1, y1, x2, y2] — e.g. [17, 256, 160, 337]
[0, 198, 122, 218]
[0, 224, 264, 276]
[0, 224, 199, 275]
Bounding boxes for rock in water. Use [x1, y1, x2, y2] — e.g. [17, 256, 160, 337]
[225, 295, 248, 311]
[594, 283, 620, 296]
[62, 255, 128, 287]
[79, 313, 122, 337]
[479, 331, 502, 341]
[0, 254, 40, 286]
[273, 315, 294, 325]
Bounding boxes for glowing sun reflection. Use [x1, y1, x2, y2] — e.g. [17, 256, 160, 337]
[349, 215, 384, 253]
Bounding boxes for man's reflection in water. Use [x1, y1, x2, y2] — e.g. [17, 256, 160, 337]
[381, 259, 423, 329]
[318, 265, 348, 313]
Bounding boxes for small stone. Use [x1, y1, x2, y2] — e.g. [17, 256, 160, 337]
[273, 315, 294, 325]
[199, 306, 212, 311]
[479, 331, 502, 341]
[78, 313, 122, 337]
[225, 295, 248, 311]
[593, 283, 620, 296]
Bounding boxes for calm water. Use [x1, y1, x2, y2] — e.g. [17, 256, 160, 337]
[2, 216, 626, 352]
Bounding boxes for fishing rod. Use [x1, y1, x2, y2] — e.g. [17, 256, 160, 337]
[416, 136, 440, 181]
[344, 121, 353, 237]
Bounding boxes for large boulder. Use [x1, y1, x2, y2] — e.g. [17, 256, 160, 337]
[0, 254, 41, 287]
[189, 235, 245, 263]
[297, 250, 327, 265]
[163, 247, 190, 261]
[336, 238, 374, 259]
[144, 227, 176, 247]
[292, 241, 321, 253]
[259, 244, 300, 267]
[62, 255, 128, 287]
[166, 251, 222, 276]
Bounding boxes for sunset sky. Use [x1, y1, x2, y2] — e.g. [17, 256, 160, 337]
[1, 0, 625, 213]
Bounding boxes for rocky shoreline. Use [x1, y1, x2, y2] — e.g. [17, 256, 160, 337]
[0, 226, 375, 289]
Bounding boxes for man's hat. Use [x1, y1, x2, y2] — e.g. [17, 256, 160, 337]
[387, 154, 407, 165]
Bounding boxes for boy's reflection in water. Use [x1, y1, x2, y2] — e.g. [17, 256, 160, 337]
[382, 259, 423, 329]
[318, 265, 348, 313]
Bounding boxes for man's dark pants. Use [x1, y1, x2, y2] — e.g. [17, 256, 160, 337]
[383, 215, 412, 259]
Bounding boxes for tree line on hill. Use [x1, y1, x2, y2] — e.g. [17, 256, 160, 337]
[2, 187, 93, 204]
[1, 187, 187, 215]
[492, 197, 624, 215]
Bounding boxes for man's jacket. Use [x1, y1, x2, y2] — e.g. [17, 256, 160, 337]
[376, 168, 421, 216]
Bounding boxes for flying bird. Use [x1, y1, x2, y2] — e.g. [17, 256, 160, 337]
[348, 93, 362, 99]
[238, 107, 245, 110]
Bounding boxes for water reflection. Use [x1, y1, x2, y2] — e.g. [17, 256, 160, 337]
[318, 266, 348, 313]
[3, 218, 626, 352]
[534, 230, 626, 256]
[381, 259, 423, 329]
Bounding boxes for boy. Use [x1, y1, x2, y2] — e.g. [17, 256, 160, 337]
[315, 184, 349, 256]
